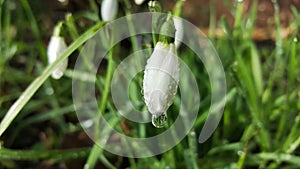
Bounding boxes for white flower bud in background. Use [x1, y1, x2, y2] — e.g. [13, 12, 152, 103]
[101, 0, 118, 21]
[134, 0, 145, 5]
[148, 0, 161, 12]
[173, 18, 184, 48]
[143, 42, 179, 128]
[47, 23, 68, 79]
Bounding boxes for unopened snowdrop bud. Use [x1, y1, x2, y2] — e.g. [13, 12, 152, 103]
[135, 0, 145, 5]
[148, 0, 161, 12]
[101, 0, 118, 21]
[47, 22, 68, 79]
[173, 18, 184, 48]
[143, 42, 179, 128]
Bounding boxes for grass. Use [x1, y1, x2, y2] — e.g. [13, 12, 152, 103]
[0, 0, 300, 168]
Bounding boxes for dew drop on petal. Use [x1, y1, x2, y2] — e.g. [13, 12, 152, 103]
[152, 113, 168, 128]
[141, 88, 144, 95]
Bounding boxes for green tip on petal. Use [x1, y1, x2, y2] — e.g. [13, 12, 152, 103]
[53, 22, 64, 37]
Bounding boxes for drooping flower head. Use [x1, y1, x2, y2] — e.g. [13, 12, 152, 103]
[143, 15, 179, 128]
[143, 42, 179, 114]
[101, 0, 118, 21]
[173, 17, 184, 48]
[47, 22, 68, 79]
[135, 0, 145, 5]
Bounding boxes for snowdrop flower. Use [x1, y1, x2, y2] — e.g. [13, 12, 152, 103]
[47, 23, 68, 79]
[173, 18, 184, 48]
[148, 0, 161, 12]
[143, 42, 179, 128]
[135, 0, 145, 5]
[101, 0, 118, 21]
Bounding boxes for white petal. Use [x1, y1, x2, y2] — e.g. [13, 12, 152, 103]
[101, 0, 118, 21]
[173, 18, 184, 48]
[143, 42, 179, 116]
[134, 0, 145, 5]
[47, 36, 68, 79]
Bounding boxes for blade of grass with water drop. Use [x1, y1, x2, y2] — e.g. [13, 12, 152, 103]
[233, 0, 244, 37]
[184, 131, 199, 169]
[288, 37, 298, 88]
[266, 0, 283, 91]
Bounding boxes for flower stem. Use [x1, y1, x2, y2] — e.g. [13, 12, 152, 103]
[84, 30, 116, 169]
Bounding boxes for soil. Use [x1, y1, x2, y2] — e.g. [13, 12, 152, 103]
[41, 0, 300, 40]
[163, 0, 300, 40]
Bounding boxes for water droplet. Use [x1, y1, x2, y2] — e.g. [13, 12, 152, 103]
[190, 131, 196, 136]
[152, 113, 168, 128]
[141, 88, 144, 95]
[293, 37, 298, 43]
[237, 150, 244, 156]
[82, 119, 93, 128]
[45, 87, 54, 95]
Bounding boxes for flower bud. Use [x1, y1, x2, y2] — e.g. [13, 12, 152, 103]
[135, 0, 145, 5]
[47, 35, 68, 79]
[173, 18, 184, 48]
[143, 42, 179, 127]
[148, 1, 161, 12]
[101, 0, 118, 21]
[47, 22, 68, 79]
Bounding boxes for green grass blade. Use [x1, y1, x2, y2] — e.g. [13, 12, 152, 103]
[84, 144, 102, 169]
[288, 37, 298, 87]
[250, 43, 263, 95]
[257, 153, 300, 166]
[20, 0, 47, 62]
[0, 147, 90, 161]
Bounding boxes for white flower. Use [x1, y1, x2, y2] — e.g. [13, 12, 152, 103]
[47, 36, 68, 79]
[134, 0, 145, 5]
[101, 0, 118, 21]
[143, 42, 179, 127]
[173, 18, 184, 48]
